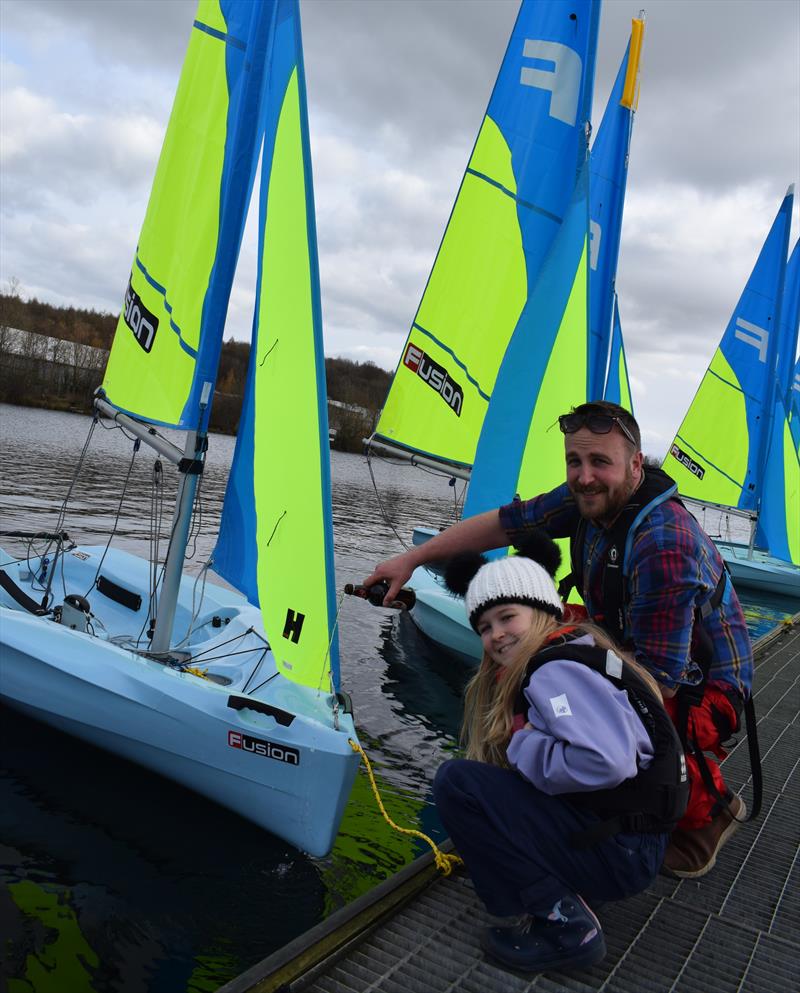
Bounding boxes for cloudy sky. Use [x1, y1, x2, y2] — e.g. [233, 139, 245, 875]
[1, 0, 799, 454]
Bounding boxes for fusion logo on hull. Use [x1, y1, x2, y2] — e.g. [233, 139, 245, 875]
[228, 730, 300, 766]
[123, 275, 159, 353]
[671, 444, 705, 480]
[403, 343, 463, 417]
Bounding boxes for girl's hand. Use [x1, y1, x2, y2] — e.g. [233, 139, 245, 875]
[524, 722, 533, 730]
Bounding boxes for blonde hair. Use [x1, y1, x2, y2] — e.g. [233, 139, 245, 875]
[461, 615, 661, 766]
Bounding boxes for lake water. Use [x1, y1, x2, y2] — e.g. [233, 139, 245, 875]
[0, 402, 795, 993]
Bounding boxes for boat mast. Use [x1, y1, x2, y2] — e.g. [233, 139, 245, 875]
[94, 385, 211, 654]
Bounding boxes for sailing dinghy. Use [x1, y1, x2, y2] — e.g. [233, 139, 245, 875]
[368, 3, 644, 660]
[663, 189, 800, 598]
[0, 0, 360, 857]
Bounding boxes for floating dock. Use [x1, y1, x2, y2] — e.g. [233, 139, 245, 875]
[219, 617, 799, 993]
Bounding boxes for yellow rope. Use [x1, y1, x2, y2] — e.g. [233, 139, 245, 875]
[348, 739, 463, 876]
[183, 665, 209, 679]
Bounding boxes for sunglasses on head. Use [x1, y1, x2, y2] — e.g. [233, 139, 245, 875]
[558, 412, 637, 446]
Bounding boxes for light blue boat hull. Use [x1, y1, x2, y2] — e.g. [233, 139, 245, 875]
[406, 528, 481, 663]
[0, 545, 359, 856]
[717, 541, 800, 598]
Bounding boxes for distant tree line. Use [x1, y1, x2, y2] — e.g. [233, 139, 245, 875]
[0, 287, 117, 350]
[0, 289, 391, 450]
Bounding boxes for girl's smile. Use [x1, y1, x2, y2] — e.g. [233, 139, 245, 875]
[476, 603, 537, 666]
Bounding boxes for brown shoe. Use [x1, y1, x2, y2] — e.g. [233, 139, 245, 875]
[662, 795, 746, 879]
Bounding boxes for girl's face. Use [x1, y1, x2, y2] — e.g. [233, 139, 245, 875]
[476, 603, 536, 667]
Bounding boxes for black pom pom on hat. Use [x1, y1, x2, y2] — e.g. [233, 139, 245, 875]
[512, 529, 562, 578]
[442, 531, 564, 631]
[444, 551, 488, 598]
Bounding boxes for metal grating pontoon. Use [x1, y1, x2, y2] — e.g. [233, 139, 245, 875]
[219, 618, 799, 993]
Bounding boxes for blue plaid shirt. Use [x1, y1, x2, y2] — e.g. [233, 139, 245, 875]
[499, 481, 753, 696]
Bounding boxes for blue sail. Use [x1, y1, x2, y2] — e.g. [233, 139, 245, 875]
[213, 0, 341, 691]
[603, 294, 634, 412]
[588, 19, 643, 402]
[462, 0, 600, 521]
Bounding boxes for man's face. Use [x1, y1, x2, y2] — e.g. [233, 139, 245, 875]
[565, 427, 643, 526]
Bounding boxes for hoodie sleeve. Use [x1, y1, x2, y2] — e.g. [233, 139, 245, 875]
[506, 659, 654, 794]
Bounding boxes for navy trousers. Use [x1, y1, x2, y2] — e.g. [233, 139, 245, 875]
[434, 758, 667, 917]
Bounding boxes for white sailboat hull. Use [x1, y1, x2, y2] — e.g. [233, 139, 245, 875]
[0, 546, 359, 856]
[716, 541, 800, 598]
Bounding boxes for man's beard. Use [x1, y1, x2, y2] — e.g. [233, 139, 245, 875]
[572, 466, 636, 525]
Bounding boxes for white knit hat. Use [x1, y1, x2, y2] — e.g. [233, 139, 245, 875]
[444, 530, 564, 631]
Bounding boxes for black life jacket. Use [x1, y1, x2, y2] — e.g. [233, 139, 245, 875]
[559, 467, 683, 645]
[514, 640, 689, 848]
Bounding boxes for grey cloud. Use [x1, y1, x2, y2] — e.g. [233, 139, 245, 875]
[1, 0, 798, 446]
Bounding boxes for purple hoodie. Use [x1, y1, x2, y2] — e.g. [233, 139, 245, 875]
[506, 635, 654, 794]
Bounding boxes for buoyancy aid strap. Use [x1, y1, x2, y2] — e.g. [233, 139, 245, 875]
[570, 811, 663, 849]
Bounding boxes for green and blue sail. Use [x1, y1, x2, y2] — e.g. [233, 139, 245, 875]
[464, 3, 643, 516]
[102, 0, 340, 693]
[663, 188, 798, 567]
[213, 0, 341, 693]
[374, 2, 640, 523]
[374, 0, 602, 473]
[102, 0, 274, 430]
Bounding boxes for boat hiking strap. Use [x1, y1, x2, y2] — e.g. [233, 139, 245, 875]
[348, 739, 463, 876]
[676, 568, 763, 824]
[0, 570, 50, 616]
[96, 575, 143, 612]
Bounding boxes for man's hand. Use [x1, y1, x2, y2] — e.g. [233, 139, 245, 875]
[363, 508, 507, 606]
[363, 550, 418, 606]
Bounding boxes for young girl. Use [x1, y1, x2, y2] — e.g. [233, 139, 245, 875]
[434, 529, 687, 975]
